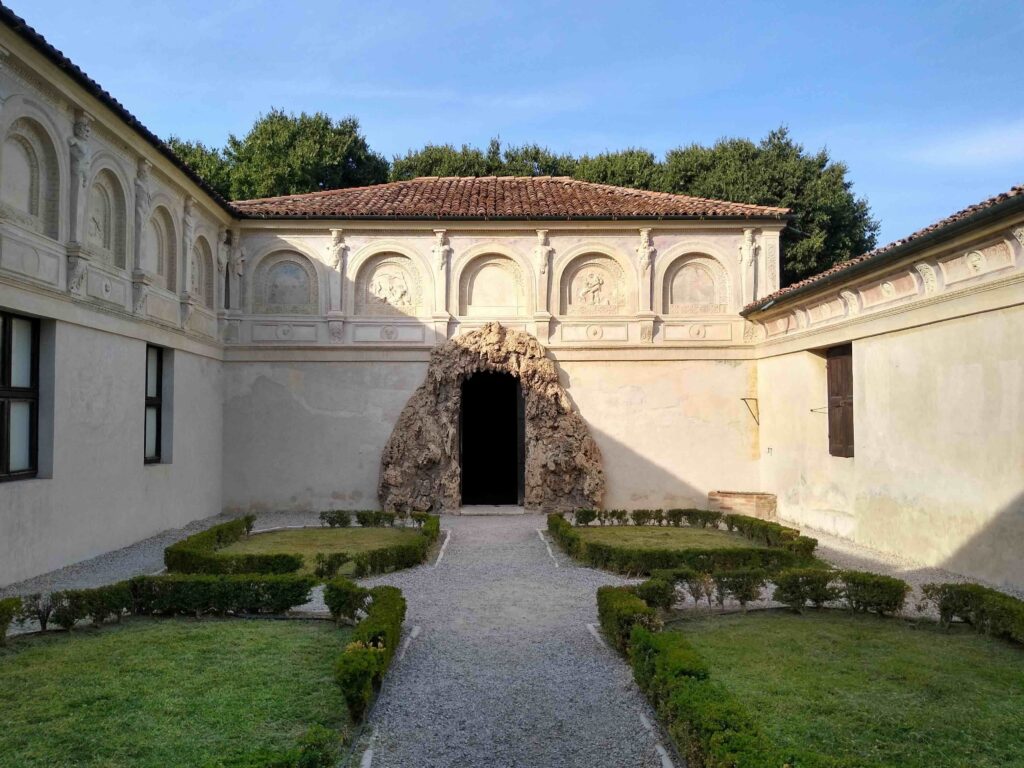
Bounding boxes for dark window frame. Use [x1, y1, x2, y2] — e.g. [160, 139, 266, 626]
[826, 344, 855, 458]
[0, 310, 40, 481]
[144, 344, 163, 464]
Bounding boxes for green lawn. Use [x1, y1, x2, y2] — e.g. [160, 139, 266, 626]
[221, 526, 423, 574]
[576, 524, 752, 550]
[668, 611, 1024, 767]
[0, 618, 350, 768]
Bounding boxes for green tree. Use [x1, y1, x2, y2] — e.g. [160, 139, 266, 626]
[390, 143, 491, 180]
[661, 128, 878, 283]
[573, 149, 662, 189]
[165, 137, 232, 199]
[224, 109, 387, 200]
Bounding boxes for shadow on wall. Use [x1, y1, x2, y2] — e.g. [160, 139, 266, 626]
[941, 491, 1024, 593]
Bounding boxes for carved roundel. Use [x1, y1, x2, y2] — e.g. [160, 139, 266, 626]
[254, 251, 320, 315]
[355, 253, 423, 317]
[560, 254, 626, 316]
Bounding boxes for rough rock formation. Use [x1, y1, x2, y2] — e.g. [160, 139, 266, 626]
[379, 323, 604, 513]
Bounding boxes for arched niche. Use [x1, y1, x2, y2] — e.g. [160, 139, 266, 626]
[458, 254, 528, 317]
[558, 252, 629, 316]
[86, 167, 128, 269]
[661, 253, 730, 314]
[253, 250, 320, 315]
[0, 116, 60, 239]
[354, 252, 423, 316]
[190, 235, 215, 308]
[144, 205, 177, 292]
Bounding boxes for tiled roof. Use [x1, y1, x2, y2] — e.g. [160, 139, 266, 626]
[743, 182, 1024, 315]
[233, 176, 791, 220]
[0, 4, 234, 215]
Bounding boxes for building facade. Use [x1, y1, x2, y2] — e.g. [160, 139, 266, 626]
[0, 8, 1020, 590]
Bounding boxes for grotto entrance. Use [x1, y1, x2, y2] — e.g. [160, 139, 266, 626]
[460, 372, 525, 505]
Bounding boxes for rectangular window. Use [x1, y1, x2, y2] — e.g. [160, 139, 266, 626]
[826, 344, 854, 458]
[0, 310, 39, 480]
[144, 345, 163, 463]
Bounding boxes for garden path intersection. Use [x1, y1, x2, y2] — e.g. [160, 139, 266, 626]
[356, 514, 669, 768]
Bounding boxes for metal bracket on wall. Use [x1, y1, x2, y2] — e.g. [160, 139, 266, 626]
[741, 397, 759, 425]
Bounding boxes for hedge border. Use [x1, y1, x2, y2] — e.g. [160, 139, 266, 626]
[548, 512, 814, 576]
[598, 566, 922, 768]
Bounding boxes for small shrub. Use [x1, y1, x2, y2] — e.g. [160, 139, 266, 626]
[610, 509, 629, 526]
[16, 592, 54, 632]
[293, 724, 339, 768]
[323, 577, 369, 625]
[922, 582, 1024, 645]
[410, 512, 429, 528]
[51, 590, 87, 630]
[354, 511, 375, 527]
[773, 567, 839, 612]
[0, 597, 21, 644]
[633, 578, 676, 610]
[842, 570, 909, 615]
[352, 537, 429, 577]
[421, 514, 441, 543]
[680, 509, 723, 529]
[650, 509, 665, 526]
[713, 568, 767, 610]
[630, 509, 654, 527]
[314, 552, 350, 580]
[319, 510, 352, 528]
[574, 508, 598, 527]
[664, 509, 685, 527]
[597, 585, 661, 652]
[334, 643, 383, 722]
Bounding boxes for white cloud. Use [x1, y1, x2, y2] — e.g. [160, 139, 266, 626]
[907, 119, 1024, 167]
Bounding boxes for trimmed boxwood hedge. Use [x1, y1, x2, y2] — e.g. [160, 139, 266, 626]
[164, 516, 303, 575]
[597, 566, 923, 768]
[922, 581, 1024, 645]
[548, 512, 809, 576]
[129, 574, 316, 617]
[333, 581, 407, 721]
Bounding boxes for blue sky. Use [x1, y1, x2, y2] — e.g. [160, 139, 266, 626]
[10, 0, 1024, 245]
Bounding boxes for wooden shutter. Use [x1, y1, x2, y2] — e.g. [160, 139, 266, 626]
[826, 345, 854, 457]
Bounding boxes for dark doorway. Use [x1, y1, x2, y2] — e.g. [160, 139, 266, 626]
[460, 372, 524, 505]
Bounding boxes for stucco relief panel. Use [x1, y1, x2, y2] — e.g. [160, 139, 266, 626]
[559, 254, 627, 316]
[354, 253, 423, 317]
[253, 251, 320, 315]
[939, 241, 1014, 286]
[458, 255, 526, 317]
[662, 254, 729, 314]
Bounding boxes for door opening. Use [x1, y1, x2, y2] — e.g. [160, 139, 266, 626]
[460, 372, 525, 505]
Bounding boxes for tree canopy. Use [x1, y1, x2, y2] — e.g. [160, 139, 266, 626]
[167, 116, 876, 283]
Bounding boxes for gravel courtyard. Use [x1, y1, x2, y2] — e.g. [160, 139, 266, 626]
[356, 514, 667, 768]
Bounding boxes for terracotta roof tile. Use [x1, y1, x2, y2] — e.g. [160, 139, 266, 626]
[232, 176, 791, 220]
[743, 182, 1024, 314]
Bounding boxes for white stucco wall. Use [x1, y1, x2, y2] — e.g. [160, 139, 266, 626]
[0, 320, 223, 585]
[221, 361, 427, 514]
[758, 305, 1024, 589]
[557, 358, 759, 509]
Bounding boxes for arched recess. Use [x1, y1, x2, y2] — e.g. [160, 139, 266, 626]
[0, 116, 60, 239]
[553, 244, 634, 316]
[190, 235, 215, 309]
[379, 322, 603, 512]
[655, 243, 733, 315]
[252, 249, 321, 315]
[85, 166, 128, 269]
[348, 240, 433, 317]
[144, 204, 177, 292]
[452, 245, 534, 318]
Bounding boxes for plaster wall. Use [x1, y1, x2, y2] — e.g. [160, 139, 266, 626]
[222, 356, 760, 514]
[758, 305, 1024, 589]
[0, 320, 223, 585]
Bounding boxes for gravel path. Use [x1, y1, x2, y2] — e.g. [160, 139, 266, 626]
[355, 515, 667, 768]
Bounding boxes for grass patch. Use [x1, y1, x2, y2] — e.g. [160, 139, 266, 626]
[0, 618, 350, 768]
[576, 525, 752, 550]
[221, 527, 423, 575]
[668, 610, 1024, 767]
